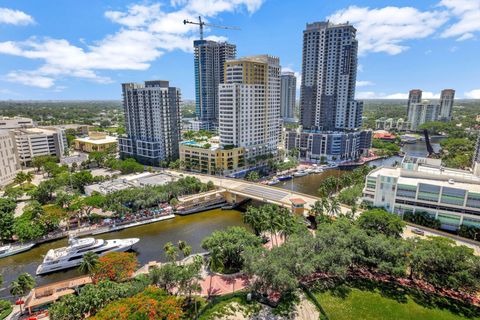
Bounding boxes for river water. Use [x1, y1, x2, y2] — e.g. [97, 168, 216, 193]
[0, 209, 245, 299]
[0, 137, 444, 299]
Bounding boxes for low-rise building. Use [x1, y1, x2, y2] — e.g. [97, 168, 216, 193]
[74, 132, 117, 153]
[179, 138, 245, 175]
[375, 117, 411, 131]
[85, 172, 177, 195]
[12, 127, 67, 165]
[0, 130, 20, 186]
[54, 124, 91, 135]
[363, 156, 480, 231]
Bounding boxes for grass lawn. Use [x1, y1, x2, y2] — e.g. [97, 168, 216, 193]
[314, 285, 480, 320]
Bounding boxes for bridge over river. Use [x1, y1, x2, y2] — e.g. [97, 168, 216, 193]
[166, 170, 352, 215]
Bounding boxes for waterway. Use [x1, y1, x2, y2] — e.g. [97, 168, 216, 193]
[0, 137, 444, 299]
[0, 209, 246, 299]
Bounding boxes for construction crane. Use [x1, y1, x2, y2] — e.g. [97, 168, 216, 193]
[183, 16, 240, 41]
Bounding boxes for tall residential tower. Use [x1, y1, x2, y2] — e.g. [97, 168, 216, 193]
[407, 89, 422, 116]
[193, 40, 236, 131]
[286, 21, 371, 162]
[219, 55, 281, 159]
[119, 80, 181, 165]
[280, 72, 297, 121]
[439, 89, 455, 121]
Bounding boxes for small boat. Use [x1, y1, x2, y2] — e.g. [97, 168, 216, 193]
[312, 168, 324, 174]
[304, 168, 314, 174]
[267, 178, 280, 186]
[36, 236, 139, 275]
[277, 175, 293, 181]
[293, 170, 308, 177]
[0, 243, 35, 259]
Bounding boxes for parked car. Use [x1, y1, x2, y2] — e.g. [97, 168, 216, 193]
[412, 228, 425, 236]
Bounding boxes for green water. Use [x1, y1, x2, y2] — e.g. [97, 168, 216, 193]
[0, 209, 245, 299]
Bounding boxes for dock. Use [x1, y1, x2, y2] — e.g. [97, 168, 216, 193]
[89, 214, 175, 235]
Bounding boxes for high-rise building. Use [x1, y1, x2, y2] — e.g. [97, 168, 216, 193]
[0, 130, 20, 186]
[286, 21, 370, 162]
[408, 101, 440, 130]
[119, 80, 181, 165]
[300, 21, 362, 131]
[280, 72, 297, 121]
[407, 89, 422, 117]
[473, 134, 480, 176]
[439, 89, 455, 121]
[194, 40, 236, 131]
[218, 55, 281, 159]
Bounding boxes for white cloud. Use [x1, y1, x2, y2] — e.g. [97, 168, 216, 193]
[356, 80, 374, 87]
[0, 0, 265, 88]
[328, 6, 449, 55]
[0, 8, 34, 25]
[465, 89, 480, 99]
[439, 0, 480, 40]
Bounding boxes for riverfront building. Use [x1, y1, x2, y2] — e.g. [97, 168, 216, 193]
[12, 127, 67, 166]
[375, 117, 411, 131]
[280, 71, 297, 122]
[439, 89, 455, 121]
[74, 131, 117, 153]
[179, 137, 245, 175]
[408, 101, 440, 131]
[286, 21, 370, 161]
[218, 55, 282, 159]
[0, 130, 20, 186]
[407, 89, 422, 117]
[363, 156, 480, 231]
[118, 80, 181, 166]
[194, 40, 236, 131]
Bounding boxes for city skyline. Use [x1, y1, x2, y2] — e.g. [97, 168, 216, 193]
[0, 0, 479, 100]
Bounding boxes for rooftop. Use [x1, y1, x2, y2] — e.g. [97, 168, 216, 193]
[74, 135, 117, 145]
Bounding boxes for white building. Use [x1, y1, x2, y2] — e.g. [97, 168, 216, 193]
[408, 101, 440, 131]
[12, 127, 67, 165]
[219, 55, 281, 159]
[0, 130, 20, 186]
[0, 117, 34, 129]
[363, 156, 480, 231]
[118, 80, 181, 165]
[280, 72, 296, 122]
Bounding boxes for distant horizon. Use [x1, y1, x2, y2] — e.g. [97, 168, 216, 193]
[0, 1, 479, 100]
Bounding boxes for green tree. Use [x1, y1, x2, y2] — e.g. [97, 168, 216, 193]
[357, 209, 405, 238]
[79, 252, 99, 275]
[163, 242, 178, 262]
[245, 171, 260, 181]
[201, 226, 261, 273]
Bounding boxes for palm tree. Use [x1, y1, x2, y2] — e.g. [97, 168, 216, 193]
[329, 198, 341, 217]
[10, 281, 24, 312]
[163, 242, 178, 262]
[78, 252, 99, 275]
[24, 171, 34, 184]
[310, 200, 324, 216]
[14, 171, 26, 185]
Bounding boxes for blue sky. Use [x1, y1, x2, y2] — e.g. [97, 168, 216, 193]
[0, 0, 479, 100]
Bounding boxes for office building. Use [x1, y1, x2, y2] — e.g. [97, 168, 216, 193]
[363, 156, 480, 231]
[408, 101, 440, 130]
[74, 132, 117, 153]
[219, 55, 281, 159]
[194, 40, 236, 131]
[0, 130, 20, 186]
[179, 137, 245, 175]
[286, 21, 370, 161]
[439, 89, 455, 121]
[407, 89, 422, 116]
[12, 127, 67, 165]
[300, 21, 362, 131]
[118, 80, 181, 165]
[0, 117, 33, 129]
[280, 72, 297, 121]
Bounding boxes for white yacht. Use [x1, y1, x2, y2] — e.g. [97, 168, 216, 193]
[36, 237, 139, 275]
[0, 243, 35, 259]
[293, 170, 308, 177]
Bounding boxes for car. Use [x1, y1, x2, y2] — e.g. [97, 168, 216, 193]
[412, 228, 425, 236]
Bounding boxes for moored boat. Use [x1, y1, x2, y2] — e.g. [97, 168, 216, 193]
[277, 175, 293, 181]
[0, 243, 35, 259]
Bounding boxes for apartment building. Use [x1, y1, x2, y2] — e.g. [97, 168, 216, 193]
[218, 55, 281, 159]
[194, 40, 236, 131]
[280, 71, 296, 121]
[363, 156, 480, 231]
[408, 101, 440, 131]
[439, 89, 455, 121]
[407, 90, 422, 117]
[118, 80, 181, 165]
[0, 130, 20, 186]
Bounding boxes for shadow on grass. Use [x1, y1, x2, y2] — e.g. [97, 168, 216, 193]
[312, 277, 480, 319]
